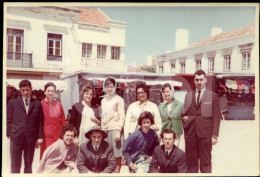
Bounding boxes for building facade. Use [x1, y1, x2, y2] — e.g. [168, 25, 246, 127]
[156, 24, 257, 75]
[4, 5, 127, 105]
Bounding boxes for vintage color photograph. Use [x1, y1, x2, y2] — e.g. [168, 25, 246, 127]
[2, 2, 259, 176]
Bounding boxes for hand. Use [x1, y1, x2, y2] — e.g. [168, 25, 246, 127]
[212, 136, 218, 145]
[129, 162, 135, 170]
[182, 116, 188, 123]
[73, 137, 79, 147]
[151, 125, 159, 131]
[147, 156, 153, 163]
[35, 141, 41, 148]
[90, 117, 101, 125]
[114, 130, 121, 142]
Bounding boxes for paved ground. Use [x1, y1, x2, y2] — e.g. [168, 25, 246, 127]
[2, 120, 259, 176]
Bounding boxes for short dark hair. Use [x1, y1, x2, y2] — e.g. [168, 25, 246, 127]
[194, 69, 206, 78]
[104, 77, 116, 87]
[19, 80, 32, 88]
[59, 125, 77, 139]
[160, 129, 176, 139]
[161, 83, 172, 92]
[136, 83, 150, 99]
[44, 82, 56, 92]
[79, 84, 95, 101]
[138, 111, 154, 126]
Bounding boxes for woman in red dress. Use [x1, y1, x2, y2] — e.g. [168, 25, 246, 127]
[40, 82, 66, 159]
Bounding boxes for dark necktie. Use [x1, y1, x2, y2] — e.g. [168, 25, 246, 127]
[95, 147, 98, 153]
[166, 151, 169, 159]
[197, 91, 201, 105]
[25, 99, 29, 106]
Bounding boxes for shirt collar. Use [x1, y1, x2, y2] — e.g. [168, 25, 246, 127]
[92, 143, 100, 150]
[22, 96, 31, 102]
[196, 87, 206, 94]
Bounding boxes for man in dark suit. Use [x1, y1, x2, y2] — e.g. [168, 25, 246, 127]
[182, 70, 221, 173]
[7, 79, 44, 173]
[148, 129, 187, 173]
[77, 126, 116, 173]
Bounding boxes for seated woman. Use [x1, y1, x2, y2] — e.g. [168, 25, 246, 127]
[37, 125, 78, 173]
[122, 111, 159, 173]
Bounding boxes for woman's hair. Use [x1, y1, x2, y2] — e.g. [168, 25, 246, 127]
[79, 84, 95, 101]
[136, 83, 150, 99]
[104, 77, 116, 87]
[161, 83, 173, 92]
[44, 82, 56, 92]
[59, 125, 77, 139]
[138, 111, 155, 126]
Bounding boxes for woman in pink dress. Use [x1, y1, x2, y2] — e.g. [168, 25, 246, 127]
[40, 82, 66, 159]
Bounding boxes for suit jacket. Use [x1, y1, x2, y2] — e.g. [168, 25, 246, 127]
[7, 96, 44, 145]
[77, 140, 116, 173]
[158, 98, 183, 135]
[148, 145, 187, 173]
[182, 89, 221, 138]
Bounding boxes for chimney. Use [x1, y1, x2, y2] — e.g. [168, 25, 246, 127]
[147, 55, 152, 66]
[175, 29, 188, 51]
[211, 27, 223, 37]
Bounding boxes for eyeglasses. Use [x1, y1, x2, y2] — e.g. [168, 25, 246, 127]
[137, 91, 147, 95]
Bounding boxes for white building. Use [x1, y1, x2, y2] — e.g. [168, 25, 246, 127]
[156, 24, 257, 75]
[4, 5, 127, 105]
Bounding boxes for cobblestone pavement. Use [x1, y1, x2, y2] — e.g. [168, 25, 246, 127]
[2, 120, 259, 176]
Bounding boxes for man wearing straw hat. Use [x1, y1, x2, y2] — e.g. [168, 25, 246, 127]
[77, 126, 116, 173]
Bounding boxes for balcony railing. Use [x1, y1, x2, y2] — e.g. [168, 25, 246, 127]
[81, 58, 127, 73]
[6, 52, 32, 68]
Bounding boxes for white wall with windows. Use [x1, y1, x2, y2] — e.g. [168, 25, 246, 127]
[5, 6, 127, 74]
[156, 32, 256, 75]
[5, 7, 80, 71]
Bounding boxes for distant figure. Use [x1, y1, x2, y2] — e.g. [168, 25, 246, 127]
[40, 82, 66, 159]
[122, 111, 159, 173]
[77, 126, 116, 173]
[182, 70, 221, 173]
[219, 80, 228, 120]
[37, 125, 78, 173]
[148, 129, 187, 173]
[7, 79, 44, 173]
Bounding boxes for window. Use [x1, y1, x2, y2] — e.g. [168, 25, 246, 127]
[47, 33, 62, 61]
[196, 60, 202, 71]
[111, 46, 120, 60]
[242, 52, 250, 69]
[82, 43, 92, 58]
[171, 64, 175, 73]
[97, 45, 107, 59]
[181, 62, 185, 73]
[7, 28, 24, 60]
[208, 58, 214, 73]
[159, 66, 163, 73]
[224, 55, 231, 71]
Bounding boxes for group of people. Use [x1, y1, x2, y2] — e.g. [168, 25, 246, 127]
[6, 69, 221, 174]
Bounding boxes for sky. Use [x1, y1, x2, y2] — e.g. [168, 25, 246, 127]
[91, 4, 257, 65]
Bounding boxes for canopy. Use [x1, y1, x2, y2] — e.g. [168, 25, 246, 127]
[6, 79, 68, 91]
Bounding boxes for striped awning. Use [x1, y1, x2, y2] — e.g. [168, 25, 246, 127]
[6, 74, 68, 90]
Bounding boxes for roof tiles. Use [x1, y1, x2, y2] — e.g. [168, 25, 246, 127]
[77, 7, 109, 26]
[187, 24, 255, 49]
